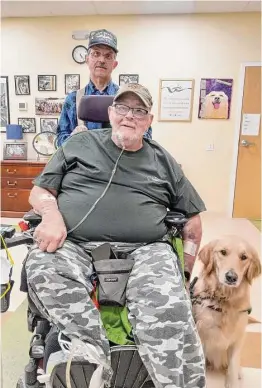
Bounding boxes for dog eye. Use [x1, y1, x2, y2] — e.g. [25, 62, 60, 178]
[220, 249, 227, 256]
[240, 254, 248, 261]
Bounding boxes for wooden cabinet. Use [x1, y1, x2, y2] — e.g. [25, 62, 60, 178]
[1, 160, 46, 218]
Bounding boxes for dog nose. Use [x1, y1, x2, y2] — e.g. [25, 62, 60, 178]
[225, 270, 238, 284]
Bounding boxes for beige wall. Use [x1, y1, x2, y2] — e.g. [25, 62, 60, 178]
[1, 13, 261, 214]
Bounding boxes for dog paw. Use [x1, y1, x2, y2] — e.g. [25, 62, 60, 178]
[238, 368, 243, 380]
[225, 378, 239, 388]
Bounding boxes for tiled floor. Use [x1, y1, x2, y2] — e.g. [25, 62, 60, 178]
[1, 212, 261, 387]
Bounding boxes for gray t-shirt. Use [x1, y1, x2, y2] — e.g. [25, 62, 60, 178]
[34, 129, 206, 243]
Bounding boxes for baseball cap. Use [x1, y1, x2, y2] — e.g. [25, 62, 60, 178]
[113, 84, 153, 109]
[88, 29, 118, 53]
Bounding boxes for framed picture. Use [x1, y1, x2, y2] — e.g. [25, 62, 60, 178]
[18, 117, 36, 133]
[158, 79, 195, 122]
[198, 78, 233, 119]
[119, 74, 139, 86]
[35, 97, 64, 116]
[0, 76, 10, 132]
[40, 118, 58, 133]
[38, 75, 57, 91]
[14, 75, 30, 95]
[3, 142, 27, 160]
[65, 74, 80, 94]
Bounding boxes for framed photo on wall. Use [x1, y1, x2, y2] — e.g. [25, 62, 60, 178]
[35, 97, 64, 115]
[3, 142, 27, 160]
[0, 76, 10, 132]
[38, 75, 57, 91]
[18, 118, 36, 133]
[119, 74, 139, 86]
[65, 74, 80, 94]
[14, 75, 30, 95]
[158, 79, 195, 122]
[198, 78, 233, 119]
[40, 118, 58, 133]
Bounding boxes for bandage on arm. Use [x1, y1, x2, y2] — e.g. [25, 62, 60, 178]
[182, 214, 202, 279]
[29, 186, 60, 218]
[183, 241, 198, 256]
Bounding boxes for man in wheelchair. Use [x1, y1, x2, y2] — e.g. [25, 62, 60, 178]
[23, 83, 206, 388]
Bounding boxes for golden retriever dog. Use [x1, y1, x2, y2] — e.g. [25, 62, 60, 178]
[191, 235, 261, 388]
[202, 91, 229, 119]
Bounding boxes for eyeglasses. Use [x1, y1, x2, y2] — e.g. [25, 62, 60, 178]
[90, 50, 115, 62]
[113, 104, 149, 118]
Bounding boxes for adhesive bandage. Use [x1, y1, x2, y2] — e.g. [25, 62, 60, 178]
[39, 193, 56, 202]
[183, 241, 198, 256]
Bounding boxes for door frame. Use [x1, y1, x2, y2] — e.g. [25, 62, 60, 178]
[228, 61, 261, 217]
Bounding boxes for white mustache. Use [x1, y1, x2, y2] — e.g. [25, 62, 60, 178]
[122, 123, 135, 128]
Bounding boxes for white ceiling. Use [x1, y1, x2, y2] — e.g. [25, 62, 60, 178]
[1, 0, 261, 18]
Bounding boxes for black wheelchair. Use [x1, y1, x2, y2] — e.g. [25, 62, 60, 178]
[0, 95, 189, 388]
[1, 210, 187, 388]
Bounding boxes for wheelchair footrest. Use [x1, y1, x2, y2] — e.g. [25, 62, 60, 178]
[50, 346, 154, 388]
[110, 346, 154, 388]
[50, 361, 96, 388]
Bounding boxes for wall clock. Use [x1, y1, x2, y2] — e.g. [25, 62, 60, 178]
[72, 45, 88, 64]
[32, 131, 58, 159]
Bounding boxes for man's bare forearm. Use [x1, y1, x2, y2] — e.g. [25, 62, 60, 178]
[29, 186, 60, 218]
[182, 214, 203, 280]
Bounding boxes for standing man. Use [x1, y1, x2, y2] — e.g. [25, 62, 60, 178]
[57, 29, 152, 146]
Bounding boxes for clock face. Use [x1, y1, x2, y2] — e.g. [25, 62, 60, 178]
[72, 45, 88, 64]
[33, 131, 57, 156]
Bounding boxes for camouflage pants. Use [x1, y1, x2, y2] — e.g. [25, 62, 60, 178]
[26, 240, 206, 388]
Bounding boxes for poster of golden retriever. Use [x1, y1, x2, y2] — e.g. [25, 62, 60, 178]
[198, 78, 233, 119]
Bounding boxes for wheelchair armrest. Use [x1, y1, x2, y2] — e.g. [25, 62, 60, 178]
[23, 210, 42, 227]
[164, 211, 188, 229]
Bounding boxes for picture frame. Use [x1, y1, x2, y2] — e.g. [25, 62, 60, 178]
[18, 117, 36, 133]
[38, 75, 57, 91]
[158, 79, 195, 122]
[0, 76, 10, 132]
[14, 75, 30, 95]
[35, 97, 64, 116]
[3, 142, 28, 160]
[65, 74, 80, 94]
[198, 78, 233, 119]
[119, 74, 139, 86]
[40, 117, 58, 133]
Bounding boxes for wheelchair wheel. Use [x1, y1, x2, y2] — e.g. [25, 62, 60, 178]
[16, 377, 24, 388]
[110, 345, 154, 388]
[16, 374, 43, 388]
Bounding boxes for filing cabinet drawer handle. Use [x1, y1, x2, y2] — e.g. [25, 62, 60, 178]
[6, 169, 17, 174]
[7, 193, 17, 198]
[7, 181, 17, 186]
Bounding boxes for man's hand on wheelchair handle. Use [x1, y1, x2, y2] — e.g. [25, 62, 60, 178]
[70, 125, 88, 136]
[33, 211, 67, 252]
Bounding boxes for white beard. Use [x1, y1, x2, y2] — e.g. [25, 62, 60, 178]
[113, 131, 139, 150]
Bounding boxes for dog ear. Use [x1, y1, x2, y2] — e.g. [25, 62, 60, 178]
[198, 240, 217, 275]
[246, 248, 262, 284]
